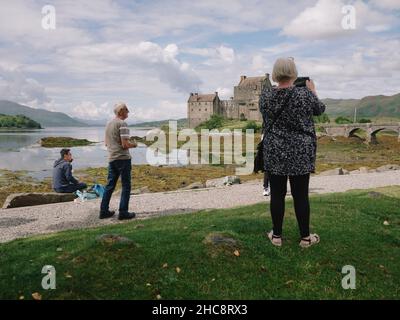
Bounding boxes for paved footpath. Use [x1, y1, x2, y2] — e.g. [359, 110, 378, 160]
[0, 171, 399, 243]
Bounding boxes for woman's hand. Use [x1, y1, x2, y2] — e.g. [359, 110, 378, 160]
[306, 79, 317, 96]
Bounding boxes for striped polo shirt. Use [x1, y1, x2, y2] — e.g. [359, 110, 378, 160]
[104, 118, 131, 162]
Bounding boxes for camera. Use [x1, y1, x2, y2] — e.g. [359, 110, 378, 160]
[294, 77, 310, 87]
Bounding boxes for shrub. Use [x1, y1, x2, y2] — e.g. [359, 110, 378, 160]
[313, 114, 330, 123]
[244, 121, 260, 132]
[335, 116, 352, 124]
[201, 114, 224, 130]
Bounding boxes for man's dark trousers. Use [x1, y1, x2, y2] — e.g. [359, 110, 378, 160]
[55, 183, 87, 193]
[100, 159, 131, 213]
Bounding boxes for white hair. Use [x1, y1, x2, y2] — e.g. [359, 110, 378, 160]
[272, 57, 298, 83]
[113, 102, 128, 116]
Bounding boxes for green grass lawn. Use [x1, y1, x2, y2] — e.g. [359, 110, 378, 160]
[0, 186, 399, 300]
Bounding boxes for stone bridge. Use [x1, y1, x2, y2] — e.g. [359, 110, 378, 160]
[321, 123, 400, 143]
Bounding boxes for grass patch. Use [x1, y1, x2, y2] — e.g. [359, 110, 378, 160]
[0, 186, 399, 300]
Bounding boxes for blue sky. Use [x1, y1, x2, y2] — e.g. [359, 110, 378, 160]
[0, 0, 399, 122]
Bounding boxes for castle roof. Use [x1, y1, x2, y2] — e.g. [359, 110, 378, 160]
[188, 93, 218, 102]
[238, 76, 266, 87]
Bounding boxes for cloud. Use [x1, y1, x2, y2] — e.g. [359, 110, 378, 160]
[0, 66, 51, 107]
[282, 0, 395, 39]
[132, 100, 188, 122]
[370, 0, 400, 10]
[58, 41, 201, 93]
[72, 101, 113, 120]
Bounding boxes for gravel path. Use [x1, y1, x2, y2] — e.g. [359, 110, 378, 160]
[0, 171, 399, 243]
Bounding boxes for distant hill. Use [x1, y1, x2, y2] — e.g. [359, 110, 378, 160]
[129, 118, 187, 128]
[0, 100, 87, 127]
[73, 118, 109, 126]
[322, 93, 400, 120]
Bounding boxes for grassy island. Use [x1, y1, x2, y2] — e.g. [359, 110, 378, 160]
[40, 137, 96, 148]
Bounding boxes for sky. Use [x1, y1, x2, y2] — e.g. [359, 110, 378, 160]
[0, 0, 399, 122]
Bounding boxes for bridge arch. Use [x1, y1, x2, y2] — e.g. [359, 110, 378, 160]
[348, 127, 367, 138]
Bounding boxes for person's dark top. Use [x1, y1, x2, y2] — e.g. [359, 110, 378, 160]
[259, 86, 326, 175]
[52, 158, 79, 190]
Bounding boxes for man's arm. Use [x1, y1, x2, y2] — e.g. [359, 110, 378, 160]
[65, 164, 79, 184]
[121, 138, 137, 149]
[119, 122, 137, 149]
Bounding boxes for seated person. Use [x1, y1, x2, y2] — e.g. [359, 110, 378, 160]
[53, 148, 87, 193]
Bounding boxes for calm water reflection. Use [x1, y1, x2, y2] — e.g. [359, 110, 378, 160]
[0, 127, 150, 177]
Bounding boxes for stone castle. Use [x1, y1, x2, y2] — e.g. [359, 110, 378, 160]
[187, 73, 272, 128]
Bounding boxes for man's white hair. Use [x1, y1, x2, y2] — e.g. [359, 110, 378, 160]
[114, 102, 128, 115]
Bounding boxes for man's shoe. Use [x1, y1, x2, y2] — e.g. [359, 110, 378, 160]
[118, 211, 136, 220]
[99, 210, 115, 219]
[263, 187, 270, 196]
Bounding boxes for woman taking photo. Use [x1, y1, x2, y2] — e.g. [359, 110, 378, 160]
[259, 57, 326, 248]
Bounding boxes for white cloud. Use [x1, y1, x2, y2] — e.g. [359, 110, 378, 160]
[72, 101, 113, 120]
[58, 41, 201, 93]
[132, 100, 187, 122]
[282, 0, 395, 39]
[0, 66, 51, 107]
[370, 0, 400, 10]
[183, 45, 235, 65]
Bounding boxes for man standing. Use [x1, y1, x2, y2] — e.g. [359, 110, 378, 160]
[99, 102, 137, 220]
[53, 149, 87, 193]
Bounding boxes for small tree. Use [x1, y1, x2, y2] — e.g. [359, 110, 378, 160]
[313, 114, 330, 123]
[202, 114, 224, 130]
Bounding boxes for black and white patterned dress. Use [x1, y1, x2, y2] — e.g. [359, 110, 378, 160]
[259, 86, 326, 176]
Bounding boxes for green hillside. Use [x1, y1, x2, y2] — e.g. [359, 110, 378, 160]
[0, 114, 42, 129]
[322, 93, 400, 120]
[0, 100, 87, 127]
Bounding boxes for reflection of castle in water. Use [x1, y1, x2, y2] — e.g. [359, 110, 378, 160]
[187, 73, 272, 128]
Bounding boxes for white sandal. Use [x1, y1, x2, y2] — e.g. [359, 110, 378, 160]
[299, 233, 320, 248]
[267, 231, 282, 247]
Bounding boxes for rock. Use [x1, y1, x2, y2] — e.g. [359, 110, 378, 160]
[204, 233, 238, 246]
[318, 168, 344, 176]
[368, 191, 384, 199]
[359, 167, 370, 174]
[180, 182, 205, 190]
[95, 234, 134, 245]
[205, 176, 241, 188]
[342, 169, 350, 175]
[376, 164, 400, 172]
[203, 232, 240, 257]
[2, 192, 76, 209]
[131, 186, 150, 195]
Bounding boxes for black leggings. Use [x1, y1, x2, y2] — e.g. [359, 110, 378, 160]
[268, 173, 310, 238]
[263, 172, 269, 189]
